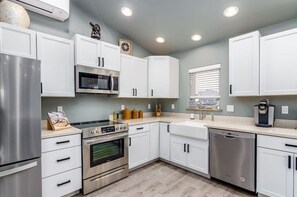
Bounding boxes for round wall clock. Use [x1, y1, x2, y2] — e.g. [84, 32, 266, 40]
[119, 39, 133, 55]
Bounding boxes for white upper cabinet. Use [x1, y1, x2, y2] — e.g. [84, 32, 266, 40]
[0, 22, 36, 59]
[37, 32, 74, 97]
[147, 56, 179, 98]
[119, 54, 147, 98]
[229, 31, 260, 96]
[260, 28, 297, 95]
[73, 34, 120, 71]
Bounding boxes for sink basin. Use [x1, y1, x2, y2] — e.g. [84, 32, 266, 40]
[170, 121, 208, 140]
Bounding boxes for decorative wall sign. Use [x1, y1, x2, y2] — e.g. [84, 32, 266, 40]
[119, 39, 133, 55]
[90, 22, 101, 40]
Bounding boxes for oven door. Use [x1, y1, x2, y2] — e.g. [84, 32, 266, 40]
[83, 132, 128, 179]
[75, 65, 119, 94]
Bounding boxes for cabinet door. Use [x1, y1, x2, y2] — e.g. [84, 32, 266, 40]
[159, 123, 170, 161]
[260, 28, 297, 95]
[294, 154, 297, 197]
[148, 57, 168, 98]
[149, 123, 159, 160]
[257, 147, 293, 197]
[229, 31, 260, 96]
[74, 34, 100, 67]
[128, 132, 150, 169]
[134, 58, 147, 98]
[170, 135, 187, 167]
[119, 54, 135, 97]
[187, 138, 209, 174]
[100, 41, 120, 71]
[0, 23, 36, 59]
[37, 33, 74, 97]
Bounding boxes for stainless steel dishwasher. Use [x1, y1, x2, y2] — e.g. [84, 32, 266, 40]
[210, 128, 256, 192]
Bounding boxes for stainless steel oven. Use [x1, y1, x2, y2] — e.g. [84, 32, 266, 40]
[75, 65, 119, 94]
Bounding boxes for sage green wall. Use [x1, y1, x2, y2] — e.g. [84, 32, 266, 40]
[160, 18, 297, 120]
[27, 1, 154, 122]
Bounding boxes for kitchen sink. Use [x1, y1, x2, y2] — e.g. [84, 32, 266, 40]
[170, 121, 208, 140]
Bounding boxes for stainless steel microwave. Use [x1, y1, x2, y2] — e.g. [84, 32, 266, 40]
[75, 65, 119, 94]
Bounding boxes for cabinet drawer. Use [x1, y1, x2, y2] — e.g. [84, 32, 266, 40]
[42, 134, 81, 153]
[258, 135, 297, 153]
[42, 168, 82, 197]
[42, 146, 81, 178]
[129, 124, 150, 135]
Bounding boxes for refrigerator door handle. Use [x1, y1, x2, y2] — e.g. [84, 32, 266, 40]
[0, 161, 37, 178]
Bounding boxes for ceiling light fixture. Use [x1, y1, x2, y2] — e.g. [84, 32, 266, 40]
[224, 6, 239, 17]
[191, 34, 202, 41]
[121, 7, 133, 16]
[156, 37, 165, 43]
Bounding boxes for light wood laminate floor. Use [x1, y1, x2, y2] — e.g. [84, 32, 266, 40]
[75, 161, 256, 197]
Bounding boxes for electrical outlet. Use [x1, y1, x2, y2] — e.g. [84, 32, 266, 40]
[148, 104, 151, 110]
[282, 106, 289, 114]
[171, 104, 175, 110]
[57, 106, 63, 112]
[121, 105, 125, 110]
[226, 105, 234, 112]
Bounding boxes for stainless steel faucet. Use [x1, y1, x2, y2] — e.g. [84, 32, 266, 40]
[196, 101, 206, 120]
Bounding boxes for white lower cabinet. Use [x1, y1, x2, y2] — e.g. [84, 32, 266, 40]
[170, 135, 208, 174]
[257, 135, 297, 197]
[149, 123, 160, 160]
[41, 134, 82, 197]
[128, 125, 150, 169]
[160, 122, 171, 161]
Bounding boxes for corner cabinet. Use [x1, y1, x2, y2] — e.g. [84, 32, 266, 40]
[119, 54, 147, 98]
[229, 31, 260, 96]
[159, 123, 171, 161]
[0, 22, 36, 59]
[147, 56, 179, 98]
[37, 32, 75, 97]
[260, 28, 297, 96]
[73, 34, 120, 71]
[149, 122, 160, 160]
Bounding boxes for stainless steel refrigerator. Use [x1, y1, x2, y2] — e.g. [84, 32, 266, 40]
[0, 53, 42, 197]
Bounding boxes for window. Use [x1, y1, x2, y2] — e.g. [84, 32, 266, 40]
[189, 64, 221, 109]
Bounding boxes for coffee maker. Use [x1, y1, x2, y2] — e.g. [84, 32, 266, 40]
[254, 98, 275, 127]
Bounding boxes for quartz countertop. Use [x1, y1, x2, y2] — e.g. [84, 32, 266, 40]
[124, 116, 297, 139]
[41, 121, 82, 139]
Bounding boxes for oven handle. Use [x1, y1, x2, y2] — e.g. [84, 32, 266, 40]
[110, 74, 114, 92]
[83, 133, 128, 145]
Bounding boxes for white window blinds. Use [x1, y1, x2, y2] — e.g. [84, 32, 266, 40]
[189, 64, 221, 99]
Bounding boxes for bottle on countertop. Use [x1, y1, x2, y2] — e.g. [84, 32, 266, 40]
[138, 110, 143, 118]
[132, 108, 138, 119]
[122, 108, 131, 120]
[156, 104, 161, 117]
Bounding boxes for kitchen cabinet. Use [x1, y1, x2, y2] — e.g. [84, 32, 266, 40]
[260, 28, 297, 95]
[257, 135, 297, 197]
[229, 31, 260, 96]
[0, 22, 36, 59]
[159, 122, 171, 161]
[128, 124, 150, 169]
[37, 32, 74, 97]
[73, 34, 120, 71]
[147, 56, 179, 98]
[171, 135, 208, 174]
[119, 54, 147, 98]
[42, 134, 82, 197]
[149, 122, 160, 160]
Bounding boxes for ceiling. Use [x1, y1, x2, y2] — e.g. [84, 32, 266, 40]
[73, 0, 297, 55]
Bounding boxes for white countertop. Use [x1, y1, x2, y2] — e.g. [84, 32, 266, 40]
[41, 121, 82, 139]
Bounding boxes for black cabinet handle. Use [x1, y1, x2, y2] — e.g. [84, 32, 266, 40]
[137, 127, 144, 130]
[285, 144, 297, 148]
[295, 157, 297, 171]
[135, 89, 137, 96]
[184, 144, 186, 152]
[56, 140, 70, 144]
[57, 180, 71, 187]
[98, 57, 101, 67]
[57, 157, 70, 163]
[41, 83, 43, 94]
[129, 137, 131, 146]
[288, 155, 292, 169]
[187, 144, 190, 153]
[151, 89, 153, 97]
[230, 85, 232, 94]
[167, 125, 170, 132]
[102, 58, 105, 67]
[132, 89, 135, 96]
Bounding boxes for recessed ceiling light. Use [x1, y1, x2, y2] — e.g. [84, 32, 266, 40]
[121, 7, 133, 16]
[224, 6, 239, 17]
[191, 34, 202, 41]
[156, 37, 165, 43]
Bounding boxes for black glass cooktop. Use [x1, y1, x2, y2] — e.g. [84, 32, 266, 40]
[71, 120, 123, 129]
